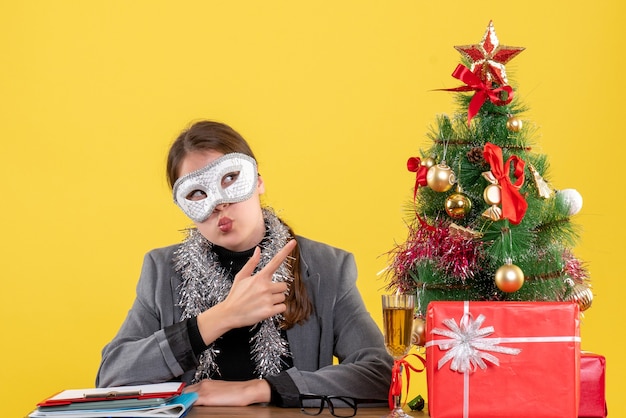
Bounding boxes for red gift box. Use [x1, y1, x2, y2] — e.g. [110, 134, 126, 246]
[425, 301, 581, 418]
[579, 352, 607, 417]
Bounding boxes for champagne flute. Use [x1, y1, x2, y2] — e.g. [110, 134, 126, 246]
[382, 294, 415, 418]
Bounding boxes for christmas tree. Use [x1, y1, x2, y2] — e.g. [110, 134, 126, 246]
[385, 21, 592, 322]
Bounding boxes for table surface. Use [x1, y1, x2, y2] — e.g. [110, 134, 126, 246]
[186, 405, 428, 417]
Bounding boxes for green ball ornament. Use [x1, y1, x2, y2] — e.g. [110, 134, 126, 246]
[408, 394, 425, 411]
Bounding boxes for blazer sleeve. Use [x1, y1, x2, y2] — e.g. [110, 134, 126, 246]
[96, 248, 198, 387]
[267, 238, 393, 406]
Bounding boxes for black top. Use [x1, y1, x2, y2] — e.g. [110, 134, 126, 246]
[186, 244, 293, 381]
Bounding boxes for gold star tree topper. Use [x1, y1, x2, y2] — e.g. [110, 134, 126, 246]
[454, 21, 525, 85]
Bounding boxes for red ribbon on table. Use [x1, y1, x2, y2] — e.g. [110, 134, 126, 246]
[483, 142, 527, 225]
[440, 64, 514, 125]
[388, 354, 427, 410]
[407, 157, 429, 200]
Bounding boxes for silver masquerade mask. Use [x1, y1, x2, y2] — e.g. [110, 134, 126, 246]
[173, 153, 258, 222]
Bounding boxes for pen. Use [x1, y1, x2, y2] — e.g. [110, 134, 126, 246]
[84, 390, 142, 399]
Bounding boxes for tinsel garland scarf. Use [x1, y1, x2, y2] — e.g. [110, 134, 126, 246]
[174, 208, 293, 382]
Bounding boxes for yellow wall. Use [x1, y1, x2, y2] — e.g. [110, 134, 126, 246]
[2, 1, 624, 416]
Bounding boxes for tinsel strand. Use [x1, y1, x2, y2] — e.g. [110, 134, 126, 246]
[174, 207, 294, 381]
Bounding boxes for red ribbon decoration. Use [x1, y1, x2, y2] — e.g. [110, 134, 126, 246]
[407, 157, 429, 200]
[483, 142, 528, 225]
[406, 157, 436, 232]
[388, 354, 427, 410]
[440, 64, 514, 125]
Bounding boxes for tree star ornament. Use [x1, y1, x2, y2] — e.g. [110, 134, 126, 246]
[454, 21, 525, 85]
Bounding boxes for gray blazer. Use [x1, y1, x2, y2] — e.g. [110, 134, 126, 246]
[96, 236, 393, 403]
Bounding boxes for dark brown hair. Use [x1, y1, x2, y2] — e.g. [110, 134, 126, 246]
[167, 120, 257, 188]
[167, 120, 312, 328]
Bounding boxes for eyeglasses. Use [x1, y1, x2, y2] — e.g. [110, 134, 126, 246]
[299, 394, 386, 417]
[299, 394, 360, 417]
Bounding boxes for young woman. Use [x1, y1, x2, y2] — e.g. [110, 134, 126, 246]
[96, 120, 393, 407]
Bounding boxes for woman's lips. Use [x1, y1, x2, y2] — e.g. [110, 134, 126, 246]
[218, 217, 233, 232]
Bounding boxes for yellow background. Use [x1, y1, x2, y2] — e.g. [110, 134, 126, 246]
[2, 1, 624, 416]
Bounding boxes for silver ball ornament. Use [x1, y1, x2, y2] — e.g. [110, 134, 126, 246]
[556, 189, 583, 216]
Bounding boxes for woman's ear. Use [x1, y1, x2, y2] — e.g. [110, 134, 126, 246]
[257, 175, 265, 195]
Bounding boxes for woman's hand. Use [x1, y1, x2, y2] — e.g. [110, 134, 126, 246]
[221, 239, 296, 327]
[196, 239, 297, 345]
[184, 378, 272, 406]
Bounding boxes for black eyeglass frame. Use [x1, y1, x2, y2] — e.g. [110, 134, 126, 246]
[299, 394, 383, 417]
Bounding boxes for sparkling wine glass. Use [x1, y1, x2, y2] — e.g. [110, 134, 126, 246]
[382, 294, 415, 418]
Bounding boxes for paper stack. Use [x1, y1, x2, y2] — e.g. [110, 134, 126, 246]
[29, 382, 197, 418]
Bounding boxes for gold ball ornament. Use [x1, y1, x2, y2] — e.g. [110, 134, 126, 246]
[421, 157, 436, 169]
[445, 192, 472, 219]
[411, 317, 427, 347]
[506, 116, 523, 132]
[565, 283, 593, 312]
[495, 263, 525, 293]
[426, 163, 456, 192]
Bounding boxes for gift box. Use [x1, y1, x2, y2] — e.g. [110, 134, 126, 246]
[425, 301, 581, 418]
[579, 352, 607, 417]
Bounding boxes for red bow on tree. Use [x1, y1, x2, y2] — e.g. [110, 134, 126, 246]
[407, 157, 429, 200]
[483, 142, 527, 225]
[441, 64, 514, 125]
